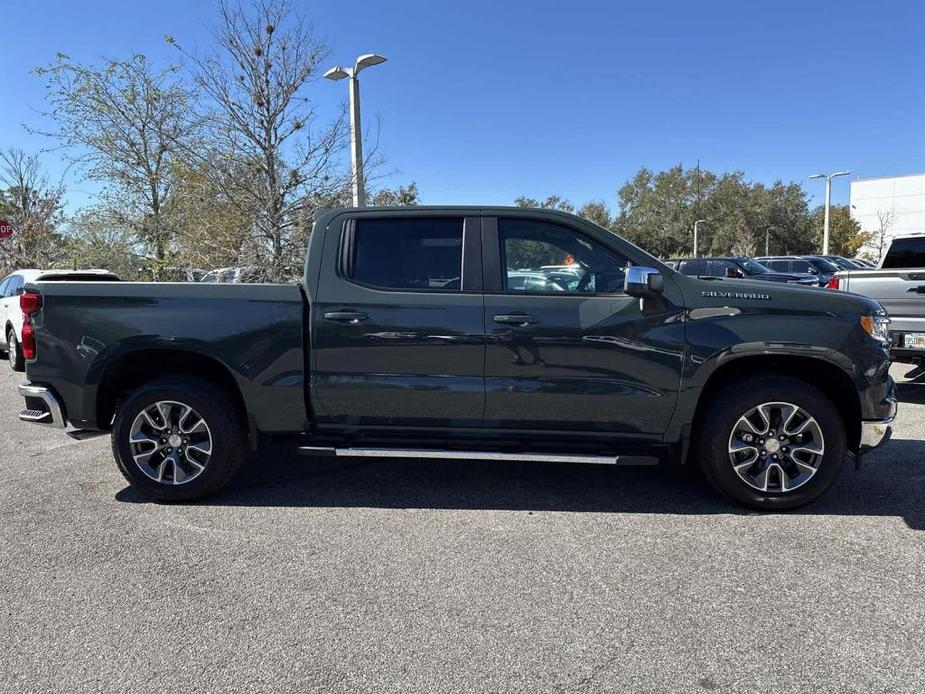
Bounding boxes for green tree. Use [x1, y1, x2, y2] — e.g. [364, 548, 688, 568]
[0, 149, 66, 275]
[171, 0, 350, 281]
[34, 54, 194, 271]
[371, 182, 419, 207]
[514, 194, 575, 213]
[577, 200, 613, 229]
[810, 205, 872, 257]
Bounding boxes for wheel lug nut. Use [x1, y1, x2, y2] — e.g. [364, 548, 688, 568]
[772, 454, 779, 460]
[758, 439, 765, 445]
[760, 450, 767, 456]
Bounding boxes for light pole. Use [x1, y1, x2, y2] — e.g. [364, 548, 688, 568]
[323, 53, 388, 207]
[693, 219, 706, 257]
[809, 171, 850, 255]
[765, 225, 777, 256]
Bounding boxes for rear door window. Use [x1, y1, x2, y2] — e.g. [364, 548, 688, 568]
[0, 276, 10, 297]
[706, 260, 732, 277]
[882, 238, 925, 269]
[6, 275, 23, 296]
[790, 259, 812, 273]
[348, 217, 464, 291]
[766, 259, 789, 272]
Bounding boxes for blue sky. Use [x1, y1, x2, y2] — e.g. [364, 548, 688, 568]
[1, 0, 923, 212]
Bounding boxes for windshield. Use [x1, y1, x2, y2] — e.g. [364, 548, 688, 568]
[808, 257, 839, 273]
[826, 256, 856, 270]
[739, 259, 770, 274]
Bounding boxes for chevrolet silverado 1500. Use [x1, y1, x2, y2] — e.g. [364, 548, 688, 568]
[16, 207, 896, 509]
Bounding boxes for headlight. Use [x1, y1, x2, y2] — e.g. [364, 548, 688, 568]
[860, 314, 891, 343]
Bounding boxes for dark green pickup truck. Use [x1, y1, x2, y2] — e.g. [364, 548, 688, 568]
[16, 207, 896, 509]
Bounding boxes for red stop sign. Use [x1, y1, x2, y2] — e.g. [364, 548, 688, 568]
[0, 219, 12, 239]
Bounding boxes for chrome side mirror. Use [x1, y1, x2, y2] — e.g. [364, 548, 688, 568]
[625, 266, 663, 298]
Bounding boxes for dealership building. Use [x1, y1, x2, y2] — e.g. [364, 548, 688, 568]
[849, 173, 925, 253]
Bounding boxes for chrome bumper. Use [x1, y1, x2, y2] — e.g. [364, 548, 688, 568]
[18, 383, 67, 429]
[859, 417, 893, 451]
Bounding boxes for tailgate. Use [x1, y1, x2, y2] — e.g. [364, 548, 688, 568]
[843, 270, 925, 332]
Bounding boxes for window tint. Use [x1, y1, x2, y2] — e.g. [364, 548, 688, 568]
[350, 217, 464, 291]
[705, 260, 729, 277]
[679, 259, 707, 275]
[498, 218, 628, 294]
[766, 260, 789, 271]
[0, 276, 10, 297]
[882, 237, 925, 269]
[790, 259, 812, 273]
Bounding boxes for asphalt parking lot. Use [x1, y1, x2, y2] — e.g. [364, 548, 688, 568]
[1, 365, 923, 693]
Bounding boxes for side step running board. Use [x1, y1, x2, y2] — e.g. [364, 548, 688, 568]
[297, 446, 658, 466]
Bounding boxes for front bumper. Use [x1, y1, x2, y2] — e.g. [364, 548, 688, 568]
[18, 383, 67, 429]
[859, 416, 894, 453]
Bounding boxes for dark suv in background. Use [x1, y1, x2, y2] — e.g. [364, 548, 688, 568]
[756, 255, 840, 286]
[669, 257, 818, 285]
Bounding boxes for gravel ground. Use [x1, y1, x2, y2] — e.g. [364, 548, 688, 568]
[1, 363, 923, 693]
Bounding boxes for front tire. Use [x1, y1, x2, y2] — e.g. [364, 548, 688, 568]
[695, 374, 846, 510]
[111, 376, 247, 501]
[7, 329, 24, 372]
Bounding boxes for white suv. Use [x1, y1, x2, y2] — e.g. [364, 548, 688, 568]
[0, 269, 120, 371]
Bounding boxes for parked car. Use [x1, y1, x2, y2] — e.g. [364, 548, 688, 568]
[852, 258, 877, 268]
[827, 233, 925, 363]
[670, 257, 818, 285]
[16, 207, 894, 510]
[0, 269, 120, 371]
[822, 255, 863, 270]
[755, 255, 840, 286]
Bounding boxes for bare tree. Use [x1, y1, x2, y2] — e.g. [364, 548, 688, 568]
[874, 209, 894, 261]
[0, 149, 66, 274]
[171, 0, 350, 280]
[34, 53, 194, 273]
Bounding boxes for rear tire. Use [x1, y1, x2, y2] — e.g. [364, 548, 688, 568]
[111, 376, 247, 502]
[7, 329, 24, 372]
[695, 374, 846, 510]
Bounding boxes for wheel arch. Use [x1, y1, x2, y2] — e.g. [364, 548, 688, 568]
[95, 348, 249, 439]
[689, 354, 862, 458]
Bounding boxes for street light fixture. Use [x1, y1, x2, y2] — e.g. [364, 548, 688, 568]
[809, 171, 850, 255]
[324, 53, 388, 207]
[693, 219, 706, 257]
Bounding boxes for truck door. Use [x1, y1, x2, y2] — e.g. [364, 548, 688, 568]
[311, 212, 485, 430]
[481, 215, 686, 437]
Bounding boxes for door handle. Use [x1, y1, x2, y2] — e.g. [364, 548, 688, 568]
[493, 313, 538, 326]
[906, 286, 925, 293]
[324, 310, 368, 323]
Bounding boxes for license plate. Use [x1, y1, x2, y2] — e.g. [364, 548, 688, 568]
[904, 333, 925, 349]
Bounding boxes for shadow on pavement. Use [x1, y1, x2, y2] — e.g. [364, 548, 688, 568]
[896, 381, 925, 405]
[115, 438, 925, 530]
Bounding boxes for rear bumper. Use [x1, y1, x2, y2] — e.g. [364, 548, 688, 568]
[18, 383, 67, 429]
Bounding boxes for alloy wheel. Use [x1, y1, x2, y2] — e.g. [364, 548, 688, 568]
[129, 401, 213, 485]
[727, 401, 825, 493]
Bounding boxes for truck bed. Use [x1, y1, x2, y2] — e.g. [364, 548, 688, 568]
[25, 281, 307, 434]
